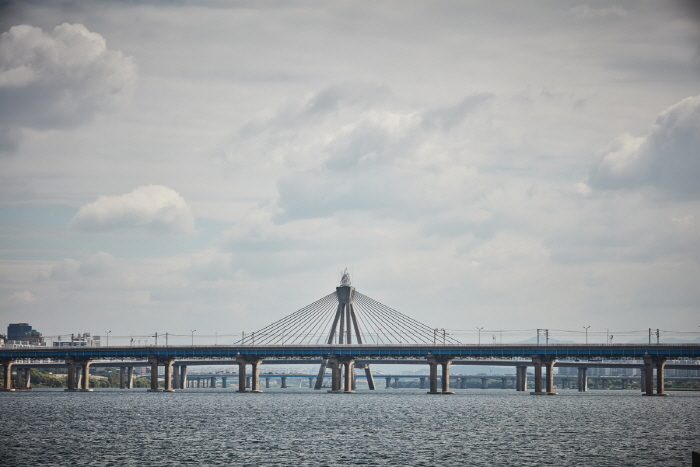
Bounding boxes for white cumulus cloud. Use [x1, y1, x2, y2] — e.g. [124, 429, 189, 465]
[69, 185, 195, 234]
[588, 95, 700, 197]
[0, 23, 136, 152]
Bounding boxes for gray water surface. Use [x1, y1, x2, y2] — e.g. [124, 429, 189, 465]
[1, 389, 698, 466]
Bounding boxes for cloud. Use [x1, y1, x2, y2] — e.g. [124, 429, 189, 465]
[69, 185, 195, 234]
[9, 290, 37, 303]
[0, 23, 136, 151]
[588, 95, 700, 197]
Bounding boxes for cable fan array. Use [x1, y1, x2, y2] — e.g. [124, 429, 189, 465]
[235, 290, 461, 345]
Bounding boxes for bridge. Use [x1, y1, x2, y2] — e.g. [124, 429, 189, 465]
[2, 272, 699, 396]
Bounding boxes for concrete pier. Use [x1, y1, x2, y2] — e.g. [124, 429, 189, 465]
[1, 360, 14, 391]
[531, 356, 557, 395]
[578, 366, 588, 392]
[501, 377, 508, 389]
[643, 356, 667, 396]
[148, 357, 161, 392]
[65, 357, 92, 392]
[343, 359, 355, 393]
[237, 358, 263, 393]
[656, 358, 667, 396]
[385, 377, 392, 389]
[516, 365, 528, 391]
[172, 365, 180, 390]
[180, 365, 187, 389]
[65, 358, 75, 391]
[77, 360, 92, 391]
[222, 377, 228, 388]
[281, 376, 288, 388]
[643, 357, 655, 396]
[427, 356, 453, 394]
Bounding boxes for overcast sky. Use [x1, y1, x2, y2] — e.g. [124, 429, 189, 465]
[1, 1, 699, 345]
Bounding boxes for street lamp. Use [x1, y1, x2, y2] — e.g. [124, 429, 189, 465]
[583, 326, 590, 345]
[477, 327, 484, 346]
[191, 330, 196, 346]
[105, 330, 111, 347]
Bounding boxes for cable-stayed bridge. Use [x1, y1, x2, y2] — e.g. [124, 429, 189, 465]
[2, 271, 700, 395]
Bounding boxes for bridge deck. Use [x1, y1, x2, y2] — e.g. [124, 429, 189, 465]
[2, 343, 700, 361]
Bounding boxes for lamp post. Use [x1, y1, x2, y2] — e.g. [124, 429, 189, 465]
[583, 326, 590, 345]
[477, 327, 483, 346]
[105, 330, 111, 347]
[191, 330, 196, 346]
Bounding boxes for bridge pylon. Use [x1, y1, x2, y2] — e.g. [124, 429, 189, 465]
[313, 270, 376, 390]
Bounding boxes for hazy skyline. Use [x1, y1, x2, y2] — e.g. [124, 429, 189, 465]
[1, 1, 699, 344]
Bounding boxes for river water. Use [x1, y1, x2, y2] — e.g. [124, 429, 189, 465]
[1, 388, 698, 466]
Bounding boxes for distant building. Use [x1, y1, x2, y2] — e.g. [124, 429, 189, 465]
[6, 323, 45, 346]
[53, 333, 101, 347]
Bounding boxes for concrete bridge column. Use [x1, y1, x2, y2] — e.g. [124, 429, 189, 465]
[481, 378, 488, 389]
[15, 370, 22, 389]
[246, 376, 251, 389]
[75, 365, 82, 390]
[281, 376, 288, 388]
[308, 377, 314, 388]
[328, 357, 341, 392]
[79, 360, 92, 392]
[427, 359, 439, 394]
[343, 359, 355, 393]
[180, 366, 187, 390]
[501, 377, 508, 389]
[516, 365, 528, 391]
[162, 358, 175, 392]
[120, 367, 126, 389]
[1, 360, 14, 391]
[578, 367, 588, 392]
[441, 359, 454, 394]
[393, 377, 399, 389]
[250, 359, 263, 392]
[352, 372, 357, 391]
[544, 358, 557, 395]
[385, 377, 392, 389]
[531, 357, 543, 394]
[643, 357, 655, 396]
[196, 377, 201, 388]
[222, 377, 227, 389]
[419, 377, 426, 389]
[148, 357, 161, 392]
[265, 378, 270, 388]
[640, 369, 646, 393]
[655, 358, 667, 396]
[210, 376, 216, 389]
[127, 366, 134, 389]
[20, 368, 29, 389]
[172, 365, 180, 390]
[237, 361, 246, 392]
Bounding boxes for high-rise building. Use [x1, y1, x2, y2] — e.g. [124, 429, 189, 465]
[6, 323, 45, 345]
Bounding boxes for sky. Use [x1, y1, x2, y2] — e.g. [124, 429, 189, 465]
[1, 1, 699, 346]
